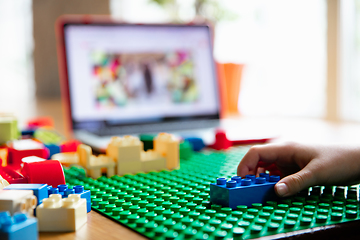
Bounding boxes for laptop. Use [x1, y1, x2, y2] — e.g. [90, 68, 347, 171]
[56, 15, 221, 152]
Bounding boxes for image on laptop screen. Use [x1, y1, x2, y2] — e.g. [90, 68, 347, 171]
[63, 23, 219, 134]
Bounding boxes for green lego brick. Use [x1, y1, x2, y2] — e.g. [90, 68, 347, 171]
[179, 141, 193, 160]
[64, 148, 360, 239]
[0, 116, 19, 144]
[33, 128, 64, 145]
[139, 134, 156, 151]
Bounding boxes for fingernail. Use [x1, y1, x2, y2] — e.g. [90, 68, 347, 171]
[276, 183, 288, 197]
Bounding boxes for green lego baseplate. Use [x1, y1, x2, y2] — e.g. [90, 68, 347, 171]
[64, 147, 360, 239]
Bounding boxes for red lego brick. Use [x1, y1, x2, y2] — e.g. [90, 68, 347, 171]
[60, 140, 81, 153]
[257, 161, 282, 178]
[208, 129, 232, 150]
[0, 158, 27, 184]
[208, 129, 272, 150]
[21, 160, 65, 187]
[7, 140, 48, 170]
[27, 117, 54, 128]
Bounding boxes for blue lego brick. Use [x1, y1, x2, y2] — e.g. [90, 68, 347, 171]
[48, 184, 91, 213]
[73, 185, 91, 213]
[210, 174, 280, 209]
[183, 137, 205, 151]
[44, 144, 60, 158]
[21, 129, 35, 137]
[48, 184, 66, 197]
[4, 184, 49, 205]
[0, 212, 38, 240]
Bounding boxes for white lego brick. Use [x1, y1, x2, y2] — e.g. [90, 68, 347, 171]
[141, 150, 166, 172]
[22, 156, 46, 163]
[117, 161, 142, 176]
[37, 194, 87, 232]
[0, 190, 37, 216]
[0, 175, 9, 190]
[12, 139, 44, 150]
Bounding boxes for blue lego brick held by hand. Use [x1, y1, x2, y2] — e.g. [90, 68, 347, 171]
[210, 173, 280, 209]
[0, 211, 38, 240]
[4, 184, 49, 205]
[48, 184, 91, 213]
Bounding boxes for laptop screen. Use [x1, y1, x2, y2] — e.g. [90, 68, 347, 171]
[62, 23, 219, 132]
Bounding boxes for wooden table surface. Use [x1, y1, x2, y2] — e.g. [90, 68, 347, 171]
[39, 211, 146, 240]
[5, 97, 360, 239]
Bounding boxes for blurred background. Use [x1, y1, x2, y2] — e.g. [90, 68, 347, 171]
[0, 0, 359, 129]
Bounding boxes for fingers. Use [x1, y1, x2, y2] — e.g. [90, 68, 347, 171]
[237, 146, 264, 177]
[275, 167, 316, 197]
[237, 142, 318, 197]
[237, 143, 300, 177]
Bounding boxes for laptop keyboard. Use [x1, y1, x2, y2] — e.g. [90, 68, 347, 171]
[91, 120, 219, 136]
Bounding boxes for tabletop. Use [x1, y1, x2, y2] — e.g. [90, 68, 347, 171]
[6, 97, 360, 240]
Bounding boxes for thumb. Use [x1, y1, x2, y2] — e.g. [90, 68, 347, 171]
[275, 169, 315, 197]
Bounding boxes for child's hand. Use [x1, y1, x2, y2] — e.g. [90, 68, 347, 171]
[237, 142, 360, 197]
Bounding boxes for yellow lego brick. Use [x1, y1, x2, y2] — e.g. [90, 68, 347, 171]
[0, 148, 8, 167]
[106, 136, 143, 162]
[153, 133, 180, 170]
[51, 152, 79, 167]
[141, 150, 166, 172]
[153, 133, 169, 157]
[77, 144, 115, 179]
[106, 136, 120, 161]
[165, 140, 179, 170]
[117, 161, 142, 176]
[37, 194, 87, 232]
